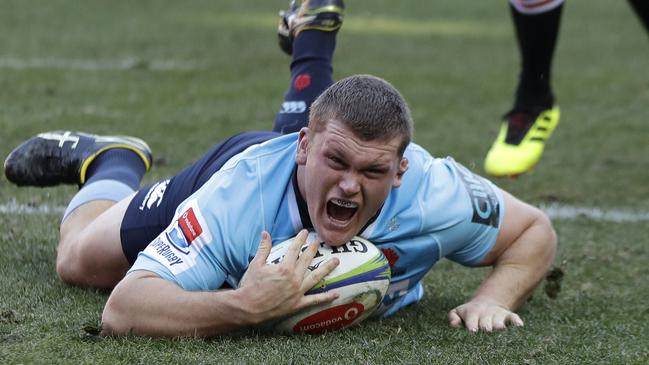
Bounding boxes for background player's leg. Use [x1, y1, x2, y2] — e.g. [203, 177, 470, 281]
[273, 0, 344, 134]
[510, 0, 563, 111]
[628, 0, 649, 33]
[484, 0, 564, 177]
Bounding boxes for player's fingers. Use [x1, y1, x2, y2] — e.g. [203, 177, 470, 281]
[296, 291, 339, 311]
[448, 309, 463, 328]
[492, 311, 508, 331]
[284, 229, 309, 265]
[479, 315, 494, 333]
[250, 231, 272, 267]
[504, 312, 524, 328]
[300, 257, 339, 293]
[462, 310, 480, 333]
[296, 239, 320, 273]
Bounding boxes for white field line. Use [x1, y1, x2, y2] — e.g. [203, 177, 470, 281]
[0, 200, 65, 215]
[0, 56, 202, 71]
[539, 203, 649, 223]
[1, 200, 649, 222]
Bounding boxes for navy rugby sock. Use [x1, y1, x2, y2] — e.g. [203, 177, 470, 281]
[62, 149, 146, 221]
[511, 3, 563, 110]
[84, 149, 146, 190]
[273, 30, 337, 134]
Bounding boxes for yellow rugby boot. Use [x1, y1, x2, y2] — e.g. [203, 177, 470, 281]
[484, 106, 560, 177]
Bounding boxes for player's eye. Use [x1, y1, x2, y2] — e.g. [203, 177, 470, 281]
[365, 168, 387, 178]
[328, 155, 344, 166]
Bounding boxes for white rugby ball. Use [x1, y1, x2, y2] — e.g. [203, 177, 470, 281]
[264, 232, 391, 334]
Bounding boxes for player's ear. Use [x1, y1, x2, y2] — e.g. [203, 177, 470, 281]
[295, 127, 309, 165]
[392, 157, 409, 188]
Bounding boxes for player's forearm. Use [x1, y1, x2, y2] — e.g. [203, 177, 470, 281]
[101, 272, 257, 338]
[473, 214, 557, 310]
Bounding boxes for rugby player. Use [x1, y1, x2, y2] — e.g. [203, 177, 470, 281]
[4, 0, 557, 338]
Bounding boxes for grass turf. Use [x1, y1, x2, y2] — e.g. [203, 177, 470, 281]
[1, 0, 648, 363]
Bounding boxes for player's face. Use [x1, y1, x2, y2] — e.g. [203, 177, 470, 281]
[295, 120, 408, 246]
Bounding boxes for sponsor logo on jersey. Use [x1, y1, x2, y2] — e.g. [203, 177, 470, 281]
[179, 207, 203, 243]
[165, 221, 191, 254]
[145, 200, 212, 275]
[138, 179, 170, 211]
[453, 160, 500, 228]
[381, 247, 400, 268]
[149, 237, 184, 266]
[161, 204, 209, 256]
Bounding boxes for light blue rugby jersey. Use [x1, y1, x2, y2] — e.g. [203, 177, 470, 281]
[129, 133, 505, 316]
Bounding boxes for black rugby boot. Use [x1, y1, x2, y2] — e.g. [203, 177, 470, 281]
[4, 131, 152, 187]
[278, 0, 345, 55]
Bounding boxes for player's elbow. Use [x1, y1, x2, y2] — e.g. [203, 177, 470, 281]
[101, 305, 127, 336]
[101, 280, 137, 336]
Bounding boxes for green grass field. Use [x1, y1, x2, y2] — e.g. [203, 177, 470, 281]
[1, 0, 648, 363]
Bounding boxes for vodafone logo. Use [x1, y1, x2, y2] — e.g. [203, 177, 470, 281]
[344, 307, 359, 320]
[293, 303, 365, 334]
[178, 207, 203, 243]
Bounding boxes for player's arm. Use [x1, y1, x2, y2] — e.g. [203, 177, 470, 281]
[101, 230, 339, 338]
[448, 190, 557, 332]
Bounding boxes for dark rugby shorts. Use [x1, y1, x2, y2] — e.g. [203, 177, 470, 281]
[120, 131, 280, 264]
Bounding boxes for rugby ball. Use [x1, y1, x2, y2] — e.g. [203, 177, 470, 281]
[264, 232, 391, 334]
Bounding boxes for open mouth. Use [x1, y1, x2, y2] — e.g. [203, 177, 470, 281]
[326, 198, 358, 222]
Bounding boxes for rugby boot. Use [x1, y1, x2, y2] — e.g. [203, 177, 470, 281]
[484, 106, 560, 177]
[4, 131, 152, 186]
[278, 0, 345, 55]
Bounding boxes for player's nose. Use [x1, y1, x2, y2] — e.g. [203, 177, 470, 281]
[338, 172, 361, 195]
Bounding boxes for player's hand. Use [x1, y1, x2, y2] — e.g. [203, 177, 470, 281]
[237, 229, 339, 324]
[448, 299, 524, 332]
